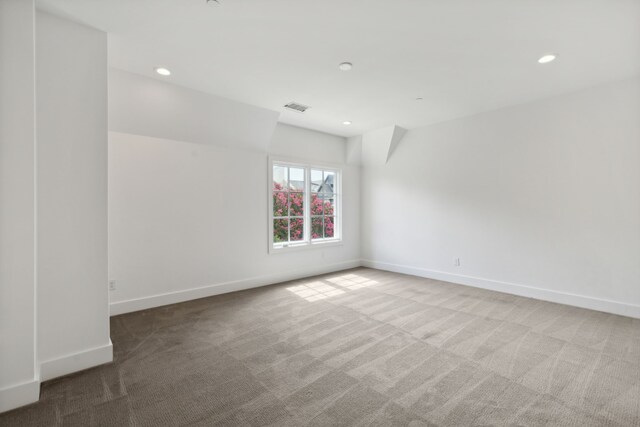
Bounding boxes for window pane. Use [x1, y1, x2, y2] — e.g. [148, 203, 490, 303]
[273, 165, 287, 191]
[274, 219, 288, 242]
[290, 218, 304, 241]
[322, 171, 335, 194]
[311, 217, 323, 239]
[324, 216, 335, 238]
[289, 192, 304, 216]
[289, 167, 305, 191]
[273, 192, 288, 217]
[320, 194, 335, 215]
[310, 192, 324, 216]
[272, 164, 339, 247]
[311, 169, 323, 192]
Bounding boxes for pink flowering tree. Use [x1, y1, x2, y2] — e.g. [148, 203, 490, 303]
[273, 182, 334, 242]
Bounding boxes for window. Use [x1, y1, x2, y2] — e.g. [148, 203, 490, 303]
[270, 160, 341, 251]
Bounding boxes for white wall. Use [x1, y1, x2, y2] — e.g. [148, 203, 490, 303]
[269, 122, 347, 164]
[0, 0, 39, 412]
[361, 77, 640, 317]
[108, 71, 360, 314]
[109, 70, 639, 318]
[36, 11, 111, 379]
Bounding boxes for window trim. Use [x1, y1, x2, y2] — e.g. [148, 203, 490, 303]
[268, 157, 343, 254]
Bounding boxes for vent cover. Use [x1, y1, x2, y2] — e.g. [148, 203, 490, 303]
[284, 102, 310, 113]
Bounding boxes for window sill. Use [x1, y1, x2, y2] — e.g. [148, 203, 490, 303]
[269, 239, 343, 254]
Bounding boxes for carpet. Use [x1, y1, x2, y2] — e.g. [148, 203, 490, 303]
[2, 267, 639, 426]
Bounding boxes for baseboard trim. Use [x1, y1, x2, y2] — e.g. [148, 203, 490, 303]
[109, 257, 640, 319]
[362, 259, 640, 319]
[0, 378, 40, 413]
[110, 260, 361, 316]
[39, 340, 113, 382]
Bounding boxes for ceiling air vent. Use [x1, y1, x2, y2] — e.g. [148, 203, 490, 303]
[284, 102, 310, 113]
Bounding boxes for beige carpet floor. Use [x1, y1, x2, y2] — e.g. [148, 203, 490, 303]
[1, 267, 639, 426]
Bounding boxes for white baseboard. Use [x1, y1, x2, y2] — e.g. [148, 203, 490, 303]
[362, 259, 640, 319]
[39, 340, 113, 382]
[110, 260, 361, 316]
[109, 257, 640, 319]
[0, 378, 39, 414]
[1, 341, 114, 413]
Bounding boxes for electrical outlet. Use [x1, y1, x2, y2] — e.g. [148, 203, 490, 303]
[109, 280, 116, 291]
[453, 257, 461, 267]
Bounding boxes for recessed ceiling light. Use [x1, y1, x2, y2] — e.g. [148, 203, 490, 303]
[538, 54, 557, 64]
[339, 62, 353, 71]
[155, 67, 171, 76]
[343, 121, 352, 125]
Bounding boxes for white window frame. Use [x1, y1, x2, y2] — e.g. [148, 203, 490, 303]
[268, 157, 342, 254]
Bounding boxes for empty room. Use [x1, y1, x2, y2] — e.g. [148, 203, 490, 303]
[1, 0, 639, 425]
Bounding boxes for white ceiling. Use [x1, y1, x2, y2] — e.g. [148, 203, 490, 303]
[38, 0, 640, 137]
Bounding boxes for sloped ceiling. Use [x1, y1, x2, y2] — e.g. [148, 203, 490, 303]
[109, 69, 280, 151]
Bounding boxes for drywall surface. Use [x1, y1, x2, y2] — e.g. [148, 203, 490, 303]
[108, 68, 280, 152]
[269, 122, 346, 164]
[108, 75, 360, 313]
[361, 77, 640, 315]
[36, 12, 111, 366]
[0, 0, 39, 412]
